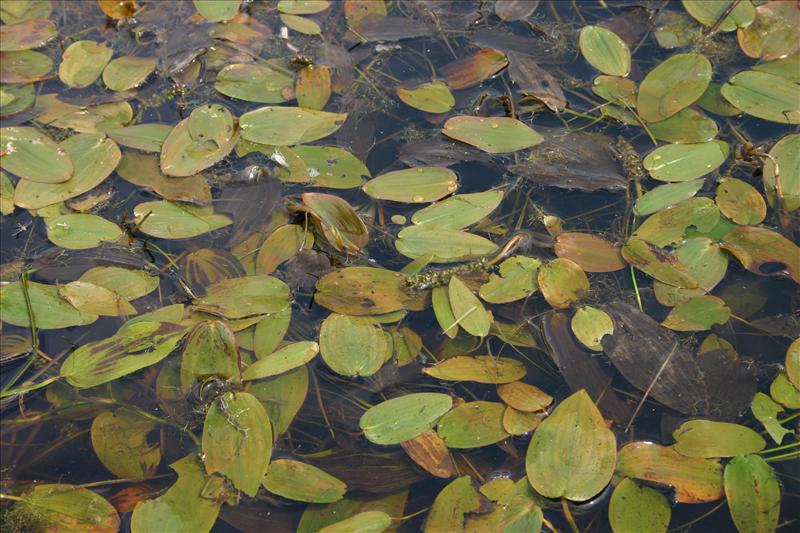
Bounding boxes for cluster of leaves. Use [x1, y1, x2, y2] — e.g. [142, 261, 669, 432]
[1, 1, 798, 533]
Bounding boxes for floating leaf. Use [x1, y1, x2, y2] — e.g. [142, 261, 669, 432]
[753, 53, 800, 83]
[525, 390, 616, 501]
[497, 382, 552, 412]
[787, 338, 800, 390]
[432, 285, 458, 339]
[716, 177, 766, 225]
[319, 313, 391, 377]
[160, 104, 237, 177]
[770, 372, 800, 409]
[662, 295, 730, 332]
[554, 232, 626, 272]
[106, 123, 172, 153]
[133, 200, 232, 239]
[571, 306, 614, 351]
[280, 13, 321, 34]
[181, 320, 241, 393]
[440, 48, 508, 90]
[263, 459, 345, 503]
[424, 356, 525, 384]
[275, 145, 369, 188]
[256, 224, 309, 274]
[437, 401, 509, 448]
[763, 133, 799, 212]
[623, 238, 698, 288]
[633, 197, 720, 247]
[58, 40, 112, 88]
[0, 18, 56, 51]
[697, 82, 743, 116]
[239, 106, 347, 146]
[192, 275, 290, 319]
[579, 25, 631, 76]
[319, 511, 391, 533]
[360, 393, 453, 445]
[59, 281, 137, 317]
[400, 429, 455, 479]
[131, 455, 222, 533]
[635, 179, 705, 216]
[411, 190, 503, 229]
[203, 391, 271, 496]
[98, 0, 138, 19]
[751, 392, 790, 444]
[80, 266, 159, 301]
[396, 225, 497, 263]
[538, 258, 589, 309]
[215, 63, 294, 103]
[315, 267, 417, 316]
[242, 341, 318, 380]
[724, 455, 781, 533]
[0, 126, 71, 184]
[61, 320, 187, 388]
[648, 107, 719, 144]
[0, 280, 96, 329]
[442, 115, 543, 154]
[592, 75, 636, 106]
[683, 0, 755, 31]
[20, 484, 119, 533]
[14, 132, 120, 209]
[0, 50, 52, 83]
[397, 80, 454, 113]
[503, 407, 544, 435]
[479, 255, 539, 304]
[0, 170, 14, 214]
[296, 64, 331, 110]
[448, 276, 491, 337]
[494, 0, 539, 20]
[102, 56, 156, 91]
[363, 167, 457, 203]
[194, 0, 240, 21]
[637, 52, 712, 122]
[608, 478, 670, 533]
[118, 152, 211, 205]
[91, 408, 160, 478]
[425, 476, 486, 532]
[249, 365, 307, 436]
[278, 0, 330, 14]
[672, 420, 765, 458]
[616, 442, 723, 503]
[673, 237, 728, 292]
[643, 141, 729, 182]
[0, 83, 35, 115]
[301, 192, 369, 252]
[46, 213, 123, 250]
[721, 225, 800, 283]
[736, 1, 800, 61]
[721, 70, 800, 124]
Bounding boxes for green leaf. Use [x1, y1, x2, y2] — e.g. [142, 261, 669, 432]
[315, 267, 416, 316]
[682, 0, 754, 31]
[242, 341, 319, 380]
[301, 192, 369, 252]
[673, 420, 765, 458]
[181, 320, 241, 393]
[192, 275, 290, 319]
[571, 306, 614, 351]
[673, 237, 728, 292]
[423, 356, 526, 384]
[448, 276, 491, 337]
[395, 225, 498, 263]
[249, 366, 308, 436]
[643, 141, 730, 182]
[79, 266, 159, 301]
[721, 70, 800, 124]
[634, 197, 720, 247]
[662, 295, 730, 331]
[13, 132, 120, 209]
[133, 200, 232, 239]
[397, 80, 455, 113]
[298, 492, 407, 533]
[318, 511, 392, 533]
[106, 123, 172, 153]
[411, 190, 503, 229]
[0, 280, 97, 329]
[716, 177, 766, 225]
[442, 115, 544, 154]
[0, 50, 53, 83]
[634, 179, 705, 216]
[609, 478, 670, 533]
[647, 107, 719, 144]
[319, 313, 392, 377]
[276, 145, 369, 188]
[525, 390, 616, 501]
[58, 281, 137, 317]
[58, 40, 112, 88]
[751, 392, 790, 444]
[763, 133, 799, 212]
[102, 56, 157, 91]
[239, 106, 347, 146]
[0, 18, 56, 51]
[131, 455, 223, 533]
[770, 372, 800, 409]
[91, 408, 160, 478]
[437, 401, 509, 448]
[360, 393, 453, 445]
[622, 238, 698, 288]
[579, 25, 631, 77]
[253, 306, 292, 359]
[432, 286, 458, 339]
[277, 0, 330, 15]
[61, 320, 187, 388]
[193, 0, 241, 21]
[202, 391, 272, 496]
[280, 13, 321, 34]
[263, 459, 345, 503]
[479, 255, 539, 304]
[363, 166, 457, 203]
[46, 213, 123, 250]
[160, 104, 237, 177]
[537, 258, 590, 309]
[637, 53, 712, 122]
[0, 126, 72, 183]
[724, 455, 781, 533]
[21, 484, 119, 532]
[424, 477, 485, 532]
[215, 62, 294, 103]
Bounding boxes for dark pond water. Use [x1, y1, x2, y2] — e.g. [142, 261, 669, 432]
[1, 1, 798, 532]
